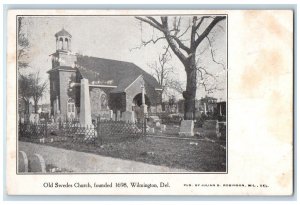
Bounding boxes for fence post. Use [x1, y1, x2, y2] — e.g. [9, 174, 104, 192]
[143, 118, 147, 137]
[97, 117, 102, 145]
[45, 120, 48, 138]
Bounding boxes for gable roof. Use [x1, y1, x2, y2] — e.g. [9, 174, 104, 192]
[55, 28, 72, 38]
[76, 55, 161, 92]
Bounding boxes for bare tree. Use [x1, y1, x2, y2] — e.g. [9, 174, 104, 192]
[18, 73, 33, 115]
[167, 79, 185, 94]
[135, 16, 226, 120]
[196, 36, 226, 94]
[17, 17, 30, 70]
[31, 72, 48, 113]
[148, 46, 174, 101]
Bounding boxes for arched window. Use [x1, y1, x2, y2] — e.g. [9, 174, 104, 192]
[100, 94, 107, 110]
[65, 38, 69, 50]
[59, 37, 63, 50]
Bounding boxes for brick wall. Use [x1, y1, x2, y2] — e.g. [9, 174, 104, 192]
[59, 71, 76, 119]
[49, 71, 60, 115]
[52, 51, 77, 67]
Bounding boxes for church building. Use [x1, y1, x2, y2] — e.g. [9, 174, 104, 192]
[48, 29, 162, 122]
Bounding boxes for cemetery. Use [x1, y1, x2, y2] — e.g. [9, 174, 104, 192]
[19, 105, 226, 172]
[19, 61, 226, 172]
[18, 26, 227, 172]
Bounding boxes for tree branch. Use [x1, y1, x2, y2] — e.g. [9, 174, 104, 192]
[130, 36, 166, 51]
[146, 16, 163, 28]
[136, 16, 189, 64]
[135, 16, 164, 32]
[206, 36, 226, 70]
[195, 16, 211, 31]
[170, 35, 190, 53]
[194, 16, 226, 48]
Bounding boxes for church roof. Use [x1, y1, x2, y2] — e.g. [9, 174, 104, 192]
[75, 55, 161, 92]
[55, 28, 72, 38]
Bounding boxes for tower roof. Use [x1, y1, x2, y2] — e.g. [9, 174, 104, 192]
[55, 28, 72, 38]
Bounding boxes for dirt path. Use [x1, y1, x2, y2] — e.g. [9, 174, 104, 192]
[19, 141, 188, 173]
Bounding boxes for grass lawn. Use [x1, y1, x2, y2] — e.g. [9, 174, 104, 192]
[19, 122, 226, 172]
[25, 133, 226, 172]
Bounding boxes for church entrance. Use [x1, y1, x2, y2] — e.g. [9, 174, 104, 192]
[133, 93, 150, 107]
[67, 98, 75, 120]
[132, 93, 151, 121]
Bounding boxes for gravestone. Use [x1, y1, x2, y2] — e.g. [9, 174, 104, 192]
[179, 120, 194, 137]
[122, 111, 135, 123]
[79, 78, 92, 127]
[109, 110, 113, 120]
[148, 116, 160, 126]
[116, 110, 121, 121]
[155, 121, 161, 128]
[161, 124, 166, 132]
[29, 153, 46, 173]
[99, 110, 114, 120]
[18, 151, 28, 173]
[216, 121, 226, 139]
[148, 127, 155, 134]
[29, 113, 39, 124]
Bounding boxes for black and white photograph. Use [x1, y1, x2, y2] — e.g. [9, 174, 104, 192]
[17, 15, 227, 173]
[5, 8, 294, 196]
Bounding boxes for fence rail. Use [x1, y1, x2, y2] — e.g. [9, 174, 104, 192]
[18, 119, 147, 144]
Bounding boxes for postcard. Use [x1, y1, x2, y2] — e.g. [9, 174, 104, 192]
[6, 9, 293, 195]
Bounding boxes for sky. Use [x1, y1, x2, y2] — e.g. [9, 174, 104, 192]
[19, 16, 227, 104]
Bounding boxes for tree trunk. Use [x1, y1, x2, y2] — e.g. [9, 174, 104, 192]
[34, 99, 38, 113]
[24, 99, 29, 114]
[183, 54, 197, 120]
[23, 99, 30, 122]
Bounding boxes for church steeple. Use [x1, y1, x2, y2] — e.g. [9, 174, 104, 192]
[55, 28, 72, 52]
[51, 29, 76, 68]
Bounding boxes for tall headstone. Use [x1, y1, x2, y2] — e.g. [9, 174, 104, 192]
[56, 96, 60, 114]
[80, 78, 92, 127]
[179, 120, 194, 137]
[161, 124, 166, 132]
[109, 110, 113, 120]
[29, 153, 46, 173]
[18, 151, 28, 172]
[116, 110, 121, 121]
[141, 85, 148, 114]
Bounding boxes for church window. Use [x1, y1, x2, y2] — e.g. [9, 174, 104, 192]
[101, 93, 107, 109]
[59, 37, 63, 49]
[65, 38, 69, 50]
[67, 98, 75, 119]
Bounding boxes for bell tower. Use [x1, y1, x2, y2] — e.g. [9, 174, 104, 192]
[55, 28, 72, 52]
[48, 28, 77, 120]
[51, 28, 76, 68]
